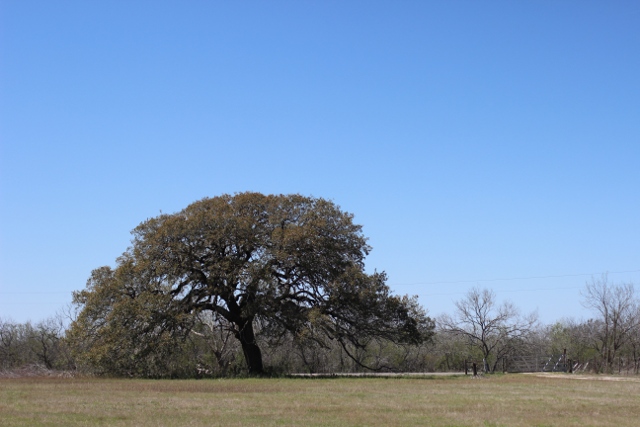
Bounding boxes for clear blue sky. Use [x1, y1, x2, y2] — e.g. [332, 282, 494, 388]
[1, 1, 639, 324]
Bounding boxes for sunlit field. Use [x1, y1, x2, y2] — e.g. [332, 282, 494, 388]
[1, 374, 639, 426]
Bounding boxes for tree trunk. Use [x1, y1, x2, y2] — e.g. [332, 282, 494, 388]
[237, 319, 264, 375]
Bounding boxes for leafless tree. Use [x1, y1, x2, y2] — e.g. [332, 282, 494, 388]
[626, 318, 640, 374]
[581, 275, 640, 373]
[439, 287, 538, 372]
[0, 316, 73, 372]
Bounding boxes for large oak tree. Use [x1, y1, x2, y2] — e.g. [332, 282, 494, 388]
[70, 193, 433, 375]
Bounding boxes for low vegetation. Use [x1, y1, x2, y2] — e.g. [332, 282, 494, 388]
[1, 374, 639, 427]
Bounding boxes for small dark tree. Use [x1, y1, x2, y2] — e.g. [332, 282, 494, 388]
[69, 193, 433, 375]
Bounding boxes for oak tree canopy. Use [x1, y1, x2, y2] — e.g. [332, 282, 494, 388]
[70, 193, 433, 375]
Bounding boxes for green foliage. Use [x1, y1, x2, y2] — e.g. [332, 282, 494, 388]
[67, 266, 198, 377]
[69, 193, 434, 376]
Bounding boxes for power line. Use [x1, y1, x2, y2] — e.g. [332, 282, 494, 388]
[420, 286, 583, 297]
[0, 291, 71, 295]
[390, 269, 640, 287]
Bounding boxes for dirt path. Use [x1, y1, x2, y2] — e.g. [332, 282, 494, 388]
[289, 372, 465, 378]
[525, 372, 640, 382]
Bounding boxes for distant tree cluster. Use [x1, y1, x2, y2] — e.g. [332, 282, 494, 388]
[0, 315, 74, 373]
[432, 276, 640, 375]
[549, 276, 640, 374]
[3, 194, 639, 378]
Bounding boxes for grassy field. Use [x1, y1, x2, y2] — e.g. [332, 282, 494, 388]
[1, 373, 639, 426]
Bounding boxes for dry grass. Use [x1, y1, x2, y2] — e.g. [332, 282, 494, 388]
[1, 374, 639, 426]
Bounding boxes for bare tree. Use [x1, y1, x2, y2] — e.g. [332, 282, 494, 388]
[0, 316, 73, 372]
[626, 317, 640, 374]
[581, 275, 640, 373]
[439, 288, 538, 373]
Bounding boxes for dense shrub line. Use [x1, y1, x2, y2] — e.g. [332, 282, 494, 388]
[0, 317, 74, 373]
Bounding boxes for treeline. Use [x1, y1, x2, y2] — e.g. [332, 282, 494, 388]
[5, 195, 638, 378]
[1, 313, 433, 377]
[0, 316, 74, 372]
[434, 277, 640, 375]
[3, 277, 639, 377]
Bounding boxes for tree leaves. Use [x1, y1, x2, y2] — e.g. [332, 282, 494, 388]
[69, 192, 433, 375]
